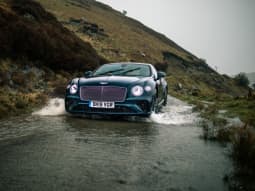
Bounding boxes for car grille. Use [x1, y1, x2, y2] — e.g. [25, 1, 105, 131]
[80, 86, 127, 102]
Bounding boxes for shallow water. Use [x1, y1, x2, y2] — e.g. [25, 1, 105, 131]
[0, 97, 231, 191]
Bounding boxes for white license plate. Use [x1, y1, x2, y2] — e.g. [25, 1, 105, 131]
[89, 101, 115, 108]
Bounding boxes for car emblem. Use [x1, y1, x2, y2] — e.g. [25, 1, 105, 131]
[100, 81, 109, 85]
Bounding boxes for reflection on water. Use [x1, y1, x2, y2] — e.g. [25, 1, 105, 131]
[0, 97, 232, 191]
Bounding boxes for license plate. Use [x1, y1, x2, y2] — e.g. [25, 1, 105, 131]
[89, 101, 115, 108]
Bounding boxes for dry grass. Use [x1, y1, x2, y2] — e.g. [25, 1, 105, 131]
[0, 87, 48, 118]
[34, 0, 247, 98]
[36, 0, 199, 64]
[231, 124, 255, 173]
[0, 0, 106, 72]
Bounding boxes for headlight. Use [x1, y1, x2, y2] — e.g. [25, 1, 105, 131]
[144, 85, 152, 92]
[69, 84, 78, 94]
[131, 85, 144, 96]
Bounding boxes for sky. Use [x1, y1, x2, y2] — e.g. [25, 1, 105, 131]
[96, 0, 255, 75]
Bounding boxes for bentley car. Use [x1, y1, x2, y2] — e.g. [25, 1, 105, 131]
[65, 62, 168, 117]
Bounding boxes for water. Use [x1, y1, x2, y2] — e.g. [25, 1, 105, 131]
[0, 96, 231, 191]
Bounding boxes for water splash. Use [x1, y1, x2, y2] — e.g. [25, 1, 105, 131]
[32, 98, 66, 116]
[149, 96, 198, 125]
[32, 96, 198, 125]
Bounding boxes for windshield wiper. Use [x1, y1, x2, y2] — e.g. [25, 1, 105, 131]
[119, 67, 141, 75]
[93, 68, 124, 76]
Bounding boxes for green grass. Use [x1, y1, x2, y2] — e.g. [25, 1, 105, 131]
[214, 98, 255, 126]
[185, 93, 255, 177]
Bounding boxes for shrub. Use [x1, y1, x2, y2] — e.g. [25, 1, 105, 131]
[231, 124, 255, 174]
[234, 73, 249, 87]
[154, 62, 168, 72]
[15, 94, 28, 108]
[11, 71, 26, 86]
[0, 0, 107, 72]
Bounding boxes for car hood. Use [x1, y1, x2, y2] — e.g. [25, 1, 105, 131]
[79, 76, 149, 87]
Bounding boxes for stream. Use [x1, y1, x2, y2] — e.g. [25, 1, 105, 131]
[0, 96, 232, 191]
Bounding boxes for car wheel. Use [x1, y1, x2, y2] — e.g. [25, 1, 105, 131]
[151, 96, 159, 113]
[163, 88, 168, 106]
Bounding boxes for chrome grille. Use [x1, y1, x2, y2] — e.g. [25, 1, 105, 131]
[80, 86, 127, 102]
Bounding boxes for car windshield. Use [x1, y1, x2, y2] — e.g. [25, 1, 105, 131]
[93, 63, 151, 77]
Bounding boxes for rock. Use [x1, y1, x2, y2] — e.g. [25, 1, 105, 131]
[9, 79, 14, 87]
[140, 52, 146, 57]
[69, 17, 83, 25]
[23, 13, 35, 21]
[71, 17, 108, 37]
[191, 85, 200, 96]
[174, 83, 183, 91]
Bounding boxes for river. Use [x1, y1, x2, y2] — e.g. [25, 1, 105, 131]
[0, 96, 232, 191]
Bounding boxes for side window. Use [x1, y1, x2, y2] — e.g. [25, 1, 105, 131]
[151, 65, 158, 79]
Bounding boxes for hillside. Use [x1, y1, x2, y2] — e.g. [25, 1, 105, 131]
[36, 0, 247, 97]
[0, 0, 248, 118]
[0, 0, 106, 71]
[0, 0, 106, 117]
[36, 0, 199, 64]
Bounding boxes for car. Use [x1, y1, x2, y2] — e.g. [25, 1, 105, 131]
[65, 62, 168, 117]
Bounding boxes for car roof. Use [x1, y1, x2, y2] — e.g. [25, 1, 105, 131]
[105, 62, 152, 67]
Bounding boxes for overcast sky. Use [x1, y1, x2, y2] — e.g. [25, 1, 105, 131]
[97, 0, 255, 75]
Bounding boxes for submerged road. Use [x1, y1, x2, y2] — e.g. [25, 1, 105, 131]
[0, 97, 231, 191]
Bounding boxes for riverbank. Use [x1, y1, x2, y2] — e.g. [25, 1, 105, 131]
[0, 59, 71, 119]
[1, 79, 254, 189]
[173, 92, 255, 190]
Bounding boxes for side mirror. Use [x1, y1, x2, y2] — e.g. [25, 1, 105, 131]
[157, 71, 166, 79]
[84, 71, 93, 78]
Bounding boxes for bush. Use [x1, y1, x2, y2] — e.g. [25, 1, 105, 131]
[11, 71, 26, 85]
[0, 0, 107, 72]
[234, 73, 249, 87]
[231, 124, 255, 174]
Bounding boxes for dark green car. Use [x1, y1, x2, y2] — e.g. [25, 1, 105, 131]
[65, 62, 168, 117]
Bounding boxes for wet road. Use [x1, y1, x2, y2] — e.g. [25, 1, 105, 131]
[0, 97, 231, 191]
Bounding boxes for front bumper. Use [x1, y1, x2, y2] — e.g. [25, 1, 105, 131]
[65, 95, 153, 117]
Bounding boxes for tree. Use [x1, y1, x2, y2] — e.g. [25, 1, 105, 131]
[122, 10, 127, 16]
[234, 73, 250, 87]
[252, 83, 255, 89]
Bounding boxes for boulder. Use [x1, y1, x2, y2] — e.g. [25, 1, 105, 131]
[174, 83, 183, 91]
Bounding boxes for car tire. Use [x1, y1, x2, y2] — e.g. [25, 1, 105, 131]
[151, 96, 159, 113]
[163, 88, 168, 106]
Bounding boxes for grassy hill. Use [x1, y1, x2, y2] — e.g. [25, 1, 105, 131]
[0, 0, 106, 71]
[36, 0, 247, 97]
[0, 0, 106, 117]
[0, 0, 249, 118]
[36, 0, 199, 64]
